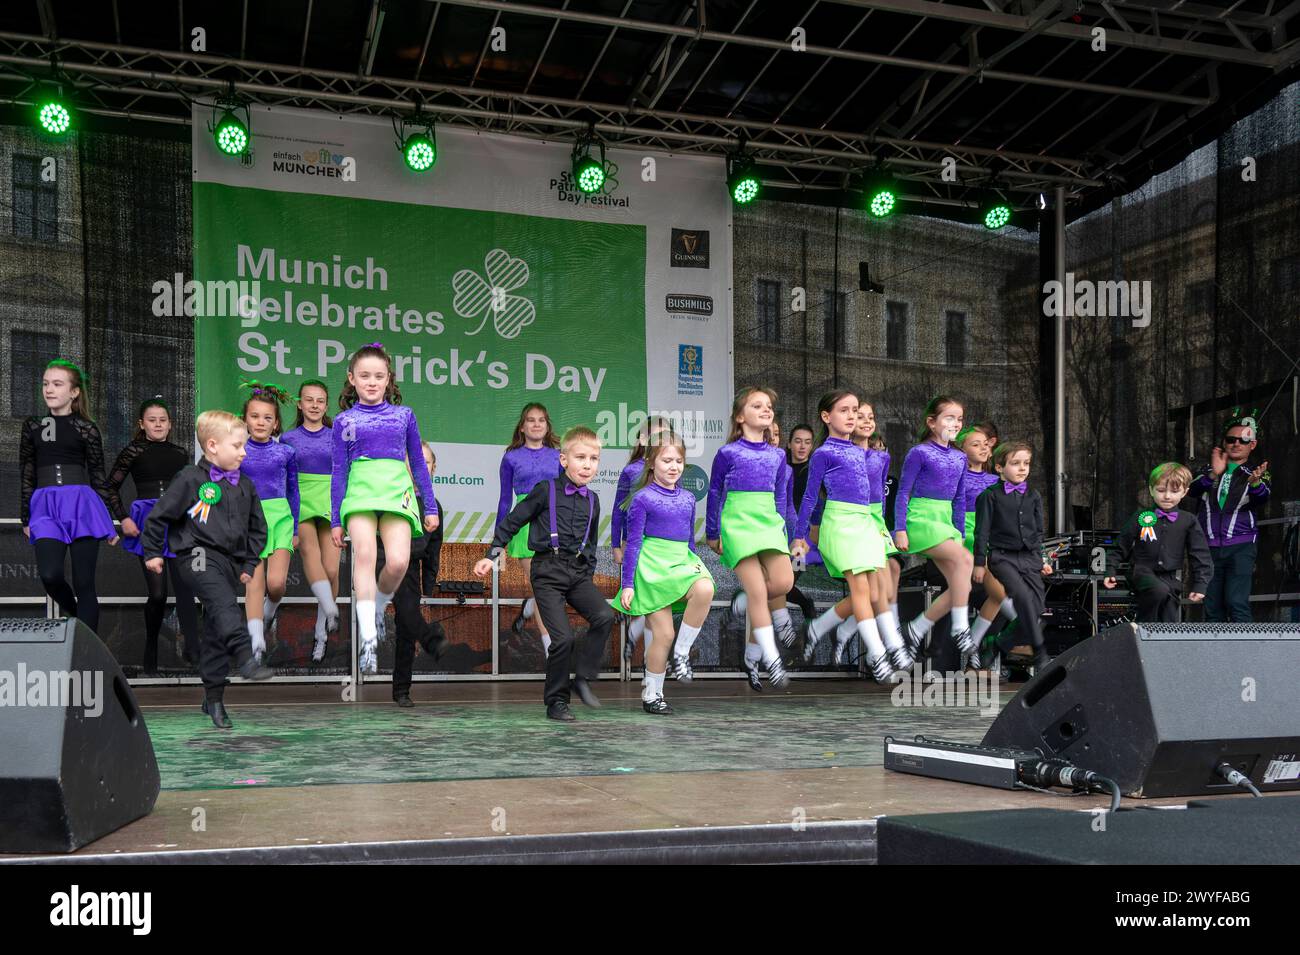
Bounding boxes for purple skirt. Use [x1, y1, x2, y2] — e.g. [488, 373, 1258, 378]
[28, 485, 116, 545]
[121, 497, 175, 558]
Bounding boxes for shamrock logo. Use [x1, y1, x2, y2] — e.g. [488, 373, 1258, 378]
[452, 249, 535, 340]
[602, 159, 619, 194]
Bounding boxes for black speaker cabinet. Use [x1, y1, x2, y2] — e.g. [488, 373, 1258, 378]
[982, 622, 1300, 797]
[0, 618, 160, 853]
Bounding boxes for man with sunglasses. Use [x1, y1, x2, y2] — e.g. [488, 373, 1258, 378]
[1186, 413, 1271, 622]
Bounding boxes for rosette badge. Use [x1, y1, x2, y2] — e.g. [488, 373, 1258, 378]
[1138, 510, 1157, 542]
[188, 481, 224, 524]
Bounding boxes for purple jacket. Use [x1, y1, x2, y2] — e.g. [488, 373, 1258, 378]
[1185, 462, 1269, 548]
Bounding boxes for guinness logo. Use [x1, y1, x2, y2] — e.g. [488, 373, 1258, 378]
[670, 228, 710, 268]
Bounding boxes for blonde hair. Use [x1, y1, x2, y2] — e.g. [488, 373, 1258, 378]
[1149, 462, 1192, 492]
[561, 425, 601, 452]
[196, 409, 246, 448]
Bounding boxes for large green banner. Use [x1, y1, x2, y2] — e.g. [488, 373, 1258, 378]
[192, 182, 647, 444]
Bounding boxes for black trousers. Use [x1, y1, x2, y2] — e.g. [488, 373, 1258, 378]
[392, 533, 445, 697]
[530, 552, 615, 707]
[1131, 568, 1182, 623]
[988, 549, 1046, 651]
[175, 550, 253, 701]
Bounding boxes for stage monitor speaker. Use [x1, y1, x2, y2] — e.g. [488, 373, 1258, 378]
[982, 622, 1300, 798]
[0, 617, 160, 853]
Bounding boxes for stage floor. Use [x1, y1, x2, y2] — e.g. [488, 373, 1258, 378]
[2, 680, 1256, 861]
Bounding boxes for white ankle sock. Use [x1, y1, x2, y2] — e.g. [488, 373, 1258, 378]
[629, 616, 646, 644]
[876, 611, 903, 651]
[744, 641, 763, 665]
[309, 580, 338, 618]
[643, 670, 665, 701]
[814, 605, 848, 633]
[950, 605, 969, 632]
[911, 614, 935, 636]
[540, 632, 552, 654]
[676, 622, 702, 655]
[971, 615, 993, 642]
[314, 603, 327, 639]
[262, 597, 280, 627]
[356, 600, 377, 643]
[376, 588, 395, 615]
[772, 606, 792, 629]
[890, 602, 899, 619]
[1001, 597, 1018, 620]
[523, 597, 536, 619]
[836, 616, 858, 643]
[248, 618, 265, 652]
[732, 591, 748, 617]
[753, 624, 779, 663]
[857, 618, 887, 660]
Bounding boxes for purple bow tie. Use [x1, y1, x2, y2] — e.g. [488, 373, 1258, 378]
[563, 483, 589, 498]
[1003, 481, 1027, 494]
[210, 466, 241, 486]
[1157, 508, 1179, 522]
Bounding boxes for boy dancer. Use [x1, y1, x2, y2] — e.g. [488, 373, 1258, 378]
[142, 410, 274, 729]
[475, 427, 613, 722]
[1105, 462, 1211, 623]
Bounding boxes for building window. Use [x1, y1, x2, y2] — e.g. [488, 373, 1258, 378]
[756, 279, 781, 344]
[945, 310, 968, 367]
[823, 289, 846, 352]
[885, 300, 909, 360]
[11, 331, 61, 418]
[1184, 279, 1214, 314]
[12, 154, 58, 242]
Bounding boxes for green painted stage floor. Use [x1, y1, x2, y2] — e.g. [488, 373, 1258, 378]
[143, 689, 1012, 791]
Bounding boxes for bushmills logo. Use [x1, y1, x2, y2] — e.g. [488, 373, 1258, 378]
[670, 229, 710, 268]
[666, 293, 713, 320]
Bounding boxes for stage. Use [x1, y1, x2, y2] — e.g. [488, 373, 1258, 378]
[1, 679, 1256, 864]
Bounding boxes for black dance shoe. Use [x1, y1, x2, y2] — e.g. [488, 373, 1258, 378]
[394, 692, 414, 708]
[238, 657, 275, 681]
[547, 702, 576, 722]
[572, 677, 601, 708]
[642, 696, 674, 715]
[201, 699, 233, 729]
[741, 655, 763, 691]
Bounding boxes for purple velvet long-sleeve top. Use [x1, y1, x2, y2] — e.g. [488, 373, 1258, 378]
[795, 437, 875, 540]
[611, 458, 645, 548]
[281, 424, 333, 475]
[865, 448, 890, 505]
[960, 469, 1000, 514]
[705, 438, 789, 540]
[241, 437, 300, 532]
[330, 401, 438, 528]
[779, 456, 795, 540]
[497, 445, 563, 527]
[620, 481, 697, 590]
[894, 440, 968, 535]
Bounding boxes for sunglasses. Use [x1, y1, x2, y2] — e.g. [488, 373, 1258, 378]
[1222, 436, 1253, 446]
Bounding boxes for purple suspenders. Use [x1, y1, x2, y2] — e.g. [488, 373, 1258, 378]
[547, 479, 593, 555]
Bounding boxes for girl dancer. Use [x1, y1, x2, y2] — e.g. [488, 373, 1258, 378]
[282, 380, 340, 662]
[498, 403, 562, 654]
[20, 359, 118, 633]
[107, 396, 200, 671]
[894, 396, 975, 664]
[613, 416, 671, 663]
[706, 387, 794, 688]
[615, 431, 715, 714]
[331, 343, 439, 674]
[809, 401, 908, 671]
[239, 381, 299, 664]
[792, 392, 893, 680]
[957, 425, 1009, 667]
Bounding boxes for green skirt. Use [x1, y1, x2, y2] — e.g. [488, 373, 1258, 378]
[298, 473, 332, 524]
[506, 492, 534, 559]
[720, 491, 789, 569]
[259, 497, 295, 558]
[340, 457, 422, 534]
[903, 496, 961, 554]
[819, 500, 886, 578]
[962, 510, 977, 553]
[867, 502, 898, 556]
[610, 536, 713, 616]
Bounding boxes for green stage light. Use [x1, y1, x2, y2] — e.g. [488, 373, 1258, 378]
[37, 99, 71, 136]
[727, 158, 760, 205]
[214, 110, 249, 156]
[983, 203, 1012, 230]
[868, 186, 896, 218]
[403, 132, 436, 171]
[574, 155, 605, 193]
